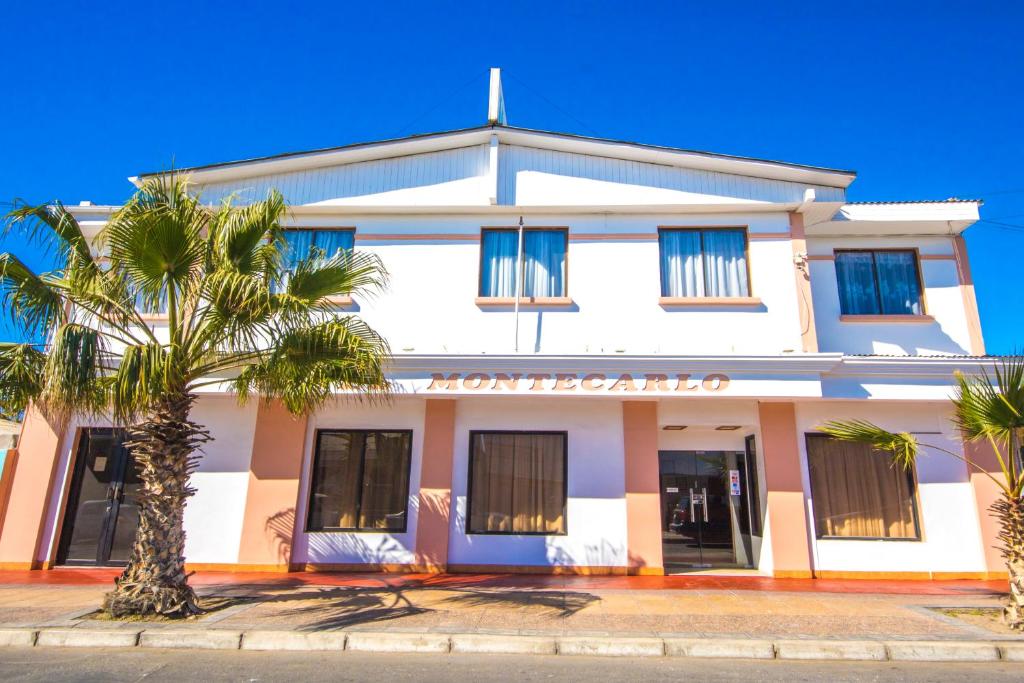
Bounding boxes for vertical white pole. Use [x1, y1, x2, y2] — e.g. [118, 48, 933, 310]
[513, 215, 524, 352]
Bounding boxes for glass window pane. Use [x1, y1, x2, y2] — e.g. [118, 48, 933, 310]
[358, 432, 412, 531]
[312, 230, 354, 258]
[806, 436, 919, 539]
[469, 432, 566, 534]
[283, 229, 315, 270]
[480, 231, 518, 296]
[875, 251, 922, 314]
[659, 231, 704, 297]
[835, 252, 881, 314]
[308, 432, 363, 530]
[522, 231, 566, 297]
[63, 429, 120, 563]
[702, 230, 749, 297]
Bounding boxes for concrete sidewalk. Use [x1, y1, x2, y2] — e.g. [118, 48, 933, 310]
[0, 571, 1020, 662]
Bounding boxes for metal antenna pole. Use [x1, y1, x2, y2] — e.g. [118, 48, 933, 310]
[513, 215, 524, 352]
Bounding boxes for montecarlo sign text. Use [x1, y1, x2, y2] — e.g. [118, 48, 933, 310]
[425, 372, 730, 393]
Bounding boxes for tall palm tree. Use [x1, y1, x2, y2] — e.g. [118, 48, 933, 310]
[821, 359, 1024, 630]
[0, 177, 390, 617]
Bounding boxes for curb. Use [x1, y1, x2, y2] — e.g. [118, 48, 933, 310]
[1, 627, 1021, 662]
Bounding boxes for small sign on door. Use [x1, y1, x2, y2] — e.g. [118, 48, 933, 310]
[729, 469, 741, 496]
[665, 487, 679, 493]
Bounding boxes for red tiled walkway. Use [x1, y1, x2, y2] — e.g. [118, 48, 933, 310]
[0, 568, 1006, 596]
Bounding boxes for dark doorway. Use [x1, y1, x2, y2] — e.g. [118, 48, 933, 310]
[57, 429, 141, 566]
[659, 449, 759, 570]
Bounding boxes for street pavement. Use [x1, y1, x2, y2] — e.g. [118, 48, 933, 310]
[0, 648, 1020, 682]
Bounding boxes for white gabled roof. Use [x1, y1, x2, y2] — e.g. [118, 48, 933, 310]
[133, 124, 858, 189]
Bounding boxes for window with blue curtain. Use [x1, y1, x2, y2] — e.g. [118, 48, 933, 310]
[479, 229, 567, 297]
[659, 228, 749, 297]
[835, 250, 922, 315]
[282, 229, 355, 270]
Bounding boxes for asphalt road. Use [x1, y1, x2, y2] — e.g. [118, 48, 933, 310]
[0, 648, 1020, 682]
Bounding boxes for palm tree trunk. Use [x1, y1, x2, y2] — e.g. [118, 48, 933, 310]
[103, 393, 209, 617]
[993, 492, 1024, 630]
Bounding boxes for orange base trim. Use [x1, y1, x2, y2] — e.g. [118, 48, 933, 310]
[447, 564, 631, 576]
[0, 562, 36, 571]
[184, 563, 291, 573]
[627, 566, 666, 576]
[772, 570, 814, 579]
[812, 570, 1006, 581]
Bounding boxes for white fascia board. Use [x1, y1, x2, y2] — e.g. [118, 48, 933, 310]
[387, 353, 844, 374]
[284, 201, 803, 216]
[831, 355, 1002, 378]
[807, 202, 981, 236]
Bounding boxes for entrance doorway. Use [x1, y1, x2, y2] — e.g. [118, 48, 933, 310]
[659, 445, 761, 571]
[56, 429, 141, 566]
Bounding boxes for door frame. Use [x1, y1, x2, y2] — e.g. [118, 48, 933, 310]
[55, 428, 133, 567]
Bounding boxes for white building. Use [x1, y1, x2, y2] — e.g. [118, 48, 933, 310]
[0, 74, 1005, 579]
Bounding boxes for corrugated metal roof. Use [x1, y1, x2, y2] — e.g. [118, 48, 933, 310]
[845, 198, 983, 205]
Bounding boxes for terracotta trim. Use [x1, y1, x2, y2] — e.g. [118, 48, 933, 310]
[658, 296, 762, 307]
[354, 233, 478, 242]
[952, 236, 986, 355]
[185, 562, 291, 573]
[236, 401, 308, 568]
[918, 253, 958, 261]
[296, 562, 427, 573]
[964, 439, 1005, 575]
[415, 399, 457, 571]
[748, 232, 792, 240]
[758, 401, 814, 577]
[0, 562, 34, 571]
[0, 449, 19, 539]
[569, 233, 657, 241]
[839, 314, 935, 323]
[772, 570, 814, 579]
[789, 212, 818, 353]
[447, 564, 632, 576]
[475, 296, 575, 308]
[813, 570, 1002, 581]
[622, 401, 663, 573]
[806, 254, 835, 262]
[0, 407, 68, 568]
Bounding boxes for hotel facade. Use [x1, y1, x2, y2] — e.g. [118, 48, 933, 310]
[0, 105, 1007, 580]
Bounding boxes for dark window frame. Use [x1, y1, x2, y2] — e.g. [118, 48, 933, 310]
[477, 227, 570, 298]
[305, 428, 413, 534]
[656, 226, 753, 298]
[466, 429, 569, 536]
[804, 433, 923, 542]
[833, 248, 926, 316]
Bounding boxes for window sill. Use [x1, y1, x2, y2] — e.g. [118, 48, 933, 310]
[138, 314, 168, 322]
[325, 295, 354, 308]
[475, 296, 575, 308]
[839, 314, 934, 323]
[659, 296, 762, 307]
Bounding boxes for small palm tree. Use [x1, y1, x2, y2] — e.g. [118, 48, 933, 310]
[821, 359, 1024, 630]
[0, 177, 390, 617]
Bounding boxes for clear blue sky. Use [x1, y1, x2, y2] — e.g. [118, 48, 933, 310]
[1, 1, 1021, 352]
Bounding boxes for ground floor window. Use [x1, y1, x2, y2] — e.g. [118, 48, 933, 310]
[307, 430, 412, 532]
[468, 431, 567, 534]
[806, 434, 920, 540]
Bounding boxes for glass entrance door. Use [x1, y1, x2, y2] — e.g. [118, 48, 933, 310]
[57, 429, 141, 566]
[659, 450, 757, 570]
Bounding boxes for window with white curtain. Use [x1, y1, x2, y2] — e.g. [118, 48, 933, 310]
[479, 228, 567, 298]
[659, 228, 750, 297]
[834, 249, 923, 315]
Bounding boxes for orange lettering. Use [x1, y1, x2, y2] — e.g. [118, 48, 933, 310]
[702, 373, 730, 392]
[607, 374, 638, 392]
[463, 373, 489, 390]
[493, 373, 521, 390]
[675, 374, 698, 391]
[526, 373, 551, 391]
[554, 373, 578, 391]
[581, 373, 605, 391]
[643, 374, 670, 392]
[428, 373, 460, 390]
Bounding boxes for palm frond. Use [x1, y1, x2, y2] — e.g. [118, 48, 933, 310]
[281, 249, 388, 311]
[39, 323, 109, 417]
[819, 419, 919, 471]
[0, 253, 66, 337]
[110, 343, 168, 423]
[209, 190, 286, 276]
[0, 342, 47, 417]
[3, 200, 94, 268]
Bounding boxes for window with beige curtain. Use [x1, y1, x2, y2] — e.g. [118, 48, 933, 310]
[806, 435, 920, 539]
[307, 430, 412, 532]
[468, 432, 566, 534]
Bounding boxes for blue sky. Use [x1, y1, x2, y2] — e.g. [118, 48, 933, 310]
[1, 1, 1021, 352]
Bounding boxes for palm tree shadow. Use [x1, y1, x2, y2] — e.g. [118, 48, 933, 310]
[439, 589, 599, 617]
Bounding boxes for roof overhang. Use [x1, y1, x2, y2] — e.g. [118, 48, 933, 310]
[132, 125, 857, 190]
[806, 201, 981, 236]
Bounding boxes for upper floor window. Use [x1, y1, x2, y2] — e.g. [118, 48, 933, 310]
[479, 228, 567, 298]
[659, 228, 749, 298]
[283, 229, 354, 270]
[835, 249, 923, 315]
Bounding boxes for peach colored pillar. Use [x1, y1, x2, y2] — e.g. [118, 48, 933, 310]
[236, 401, 308, 571]
[0, 407, 67, 570]
[414, 399, 456, 572]
[757, 401, 813, 578]
[952, 236, 986, 356]
[789, 212, 819, 353]
[965, 440, 1009, 579]
[623, 401, 663, 575]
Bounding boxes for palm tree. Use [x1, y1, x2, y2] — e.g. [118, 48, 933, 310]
[0, 177, 390, 617]
[821, 359, 1024, 630]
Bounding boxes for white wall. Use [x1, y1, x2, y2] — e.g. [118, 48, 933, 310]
[810, 236, 973, 355]
[795, 401, 987, 574]
[288, 211, 805, 357]
[447, 397, 628, 569]
[290, 397, 426, 566]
